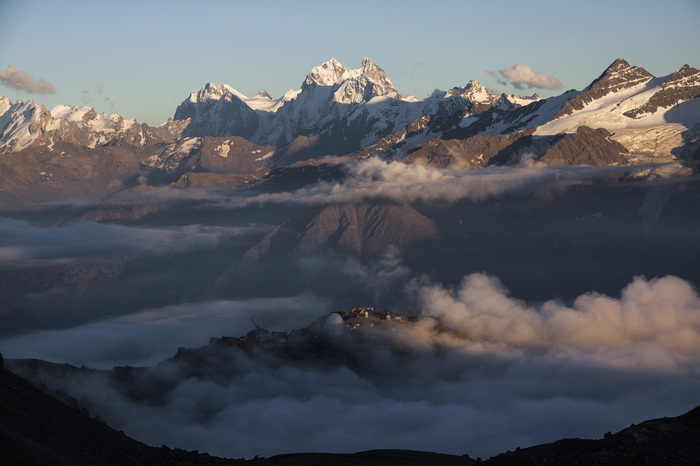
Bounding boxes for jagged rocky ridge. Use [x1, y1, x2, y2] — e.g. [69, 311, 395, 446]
[1, 57, 699, 207]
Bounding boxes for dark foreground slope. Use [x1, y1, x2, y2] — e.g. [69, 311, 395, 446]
[0, 363, 467, 465]
[0, 364, 246, 465]
[482, 407, 700, 466]
[2, 360, 700, 465]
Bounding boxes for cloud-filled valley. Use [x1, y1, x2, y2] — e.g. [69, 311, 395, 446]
[0, 217, 268, 268]
[2, 154, 700, 461]
[3, 159, 700, 459]
[2, 43, 700, 464]
[5, 272, 700, 459]
[107, 157, 674, 209]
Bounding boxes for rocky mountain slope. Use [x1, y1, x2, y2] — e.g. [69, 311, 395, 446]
[1, 57, 699, 209]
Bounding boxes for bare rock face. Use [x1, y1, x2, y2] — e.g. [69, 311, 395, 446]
[555, 59, 654, 118]
[624, 64, 700, 118]
[295, 202, 439, 254]
[189, 136, 275, 174]
[242, 202, 439, 263]
[404, 129, 536, 169]
[539, 126, 629, 166]
[0, 141, 148, 209]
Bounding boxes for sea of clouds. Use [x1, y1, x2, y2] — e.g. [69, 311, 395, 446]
[4, 271, 699, 460]
[2, 158, 699, 459]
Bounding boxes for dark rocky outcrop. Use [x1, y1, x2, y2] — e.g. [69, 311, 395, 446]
[0, 365, 248, 465]
[539, 126, 629, 166]
[404, 129, 538, 168]
[483, 406, 700, 466]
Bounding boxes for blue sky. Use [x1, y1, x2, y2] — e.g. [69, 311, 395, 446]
[1, 0, 699, 126]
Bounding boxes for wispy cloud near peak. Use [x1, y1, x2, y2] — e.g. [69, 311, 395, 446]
[498, 63, 562, 90]
[0, 65, 56, 95]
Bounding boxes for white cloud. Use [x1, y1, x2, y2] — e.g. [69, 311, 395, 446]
[419, 273, 700, 362]
[498, 64, 562, 90]
[4, 274, 700, 460]
[123, 158, 640, 210]
[0, 65, 56, 95]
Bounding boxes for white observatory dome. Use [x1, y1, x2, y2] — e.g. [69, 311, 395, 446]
[326, 313, 343, 325]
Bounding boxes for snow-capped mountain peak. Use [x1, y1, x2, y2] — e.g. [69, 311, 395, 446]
[464, 80, 486, 92]
[553, 58, 654, 119]
[0, 95, 11, 116]
[593, 58, 654, 90]
[0, 98, 143, 153]
[188, 83, 246, 103]
[358, 57, 387, 81]
[304, 58, 350, 87]
[0, 99, 47, 152]
[498, 92, 541, 110]
[281, 89, 302, 102]
[606, 58, 633, 74]
[451, 80, 497, 103]
[49, 105, 137, 133]
[658, 64, 700, 94]
[623, 63, 700, 118]
[301, 58, 399, 102]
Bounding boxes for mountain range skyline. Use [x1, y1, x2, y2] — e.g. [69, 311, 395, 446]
[1, 55, 698, 212]
[1, 2, 700, 460]
[2, 0, 699, 126]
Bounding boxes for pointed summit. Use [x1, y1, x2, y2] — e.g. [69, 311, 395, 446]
[189, 83, 246, 103]
[592, 58, 652, 87]
[332, 58, 398, 104]
[606, 58, 632, 73]
[255, 90, 272, 99]
[300, 58, 400, 104]
[175, 83, 259, 138]
[624, 63, 700, 118]
[357, 57, 392, 86]
[661, 64, 700, 91]
[304, 58, 350, 87]
[465, 80, 486, 91]
[360, 57, 380, 72]
[555, 58, 654, 117]
[443, 80, 498, 113]
[0, 95, 12, 116]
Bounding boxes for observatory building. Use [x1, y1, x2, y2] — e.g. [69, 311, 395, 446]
[325, 312, 344, 337]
